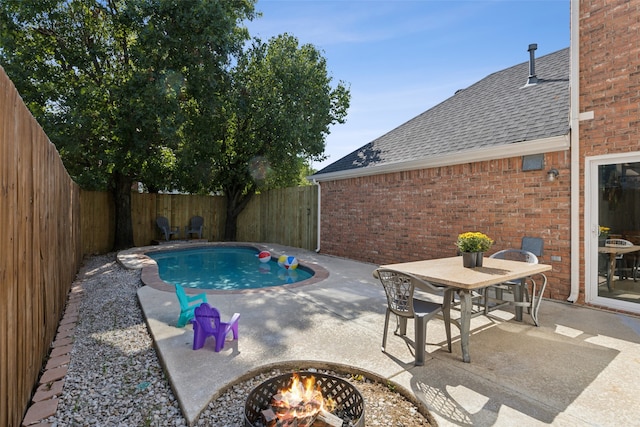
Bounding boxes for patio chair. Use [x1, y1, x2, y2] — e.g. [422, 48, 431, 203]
[376, 268, 451, 366]
[191, 303, 240, 352]
[185, 215, 204, 239]
[175, 284, 208, 327]
[605, 238, 637, 281]
[156, 216, 180, 241]
[521, 236, 544, 257]
[485, 249, 547, 326]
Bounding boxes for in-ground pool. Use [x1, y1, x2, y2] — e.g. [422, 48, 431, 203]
[146, 246, 314, 291]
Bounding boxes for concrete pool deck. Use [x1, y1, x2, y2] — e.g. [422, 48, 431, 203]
[120, 243, 640, 426]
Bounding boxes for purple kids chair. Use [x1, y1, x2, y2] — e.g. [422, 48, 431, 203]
[191, 303, 240, 352]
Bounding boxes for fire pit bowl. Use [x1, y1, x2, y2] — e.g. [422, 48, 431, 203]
[244, 371, 365, 427]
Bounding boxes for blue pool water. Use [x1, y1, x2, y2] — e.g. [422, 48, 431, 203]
[147, 246, 313, 290]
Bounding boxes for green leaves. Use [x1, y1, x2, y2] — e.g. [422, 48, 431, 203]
[1, 1, 349, 241]
[0, 0, 256, 192]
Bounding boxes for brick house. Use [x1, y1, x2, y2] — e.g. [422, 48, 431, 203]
[310, 0, 640, 315]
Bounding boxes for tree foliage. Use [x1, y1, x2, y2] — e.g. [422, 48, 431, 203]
[0, 0, 256, 248]
[177, 34, 350, 239]
[1, 1, 349, 245]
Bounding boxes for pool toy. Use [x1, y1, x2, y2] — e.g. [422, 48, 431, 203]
[283, 256, 298, 270]
[278, 254, 288, 268]
[257, 250, 271, 263]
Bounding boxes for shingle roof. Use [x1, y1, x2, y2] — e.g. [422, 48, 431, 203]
[314, 47, 570, 176]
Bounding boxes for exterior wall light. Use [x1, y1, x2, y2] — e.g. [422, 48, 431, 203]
[547, 168, 559, 182]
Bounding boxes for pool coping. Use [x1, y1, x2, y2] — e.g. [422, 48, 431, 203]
[117, 241, 330, 295]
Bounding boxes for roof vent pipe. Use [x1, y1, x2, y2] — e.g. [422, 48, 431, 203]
[527, 43, 538, 85]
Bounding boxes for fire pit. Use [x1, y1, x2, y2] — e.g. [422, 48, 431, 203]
[244, 371, 365, 427]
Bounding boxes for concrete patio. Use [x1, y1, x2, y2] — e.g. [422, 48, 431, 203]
[121, 243, 640, 426]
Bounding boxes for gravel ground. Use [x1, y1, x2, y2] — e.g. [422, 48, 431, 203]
[48, 253, 435, 426]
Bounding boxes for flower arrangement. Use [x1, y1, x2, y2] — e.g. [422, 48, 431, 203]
[456, 232, 494, 253]
[599, 226, 610, 237]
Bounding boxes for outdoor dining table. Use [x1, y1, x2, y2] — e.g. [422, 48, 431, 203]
[379, 256, 552, 363]
[598, 244, 640, 290]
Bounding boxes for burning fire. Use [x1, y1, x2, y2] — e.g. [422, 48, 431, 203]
[267, 373, 338, 426]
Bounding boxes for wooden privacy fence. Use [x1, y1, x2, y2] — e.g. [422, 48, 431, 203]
[81, 185, 319, 253]
[0, 66, 82, 427]
[237, 186, 318, 250]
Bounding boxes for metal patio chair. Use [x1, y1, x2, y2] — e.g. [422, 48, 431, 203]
[485, 249, 547, 326]
[605, 238, 637, 281]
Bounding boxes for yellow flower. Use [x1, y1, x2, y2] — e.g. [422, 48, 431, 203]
[456, 232, 494, 253]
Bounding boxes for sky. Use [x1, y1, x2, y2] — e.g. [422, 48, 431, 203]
[244, 0, 570, 171]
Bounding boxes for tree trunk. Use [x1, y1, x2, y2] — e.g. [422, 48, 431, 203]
[224, 203, 238, 241]
[223, 188, 254, 241]
[113, 172, 134, 250]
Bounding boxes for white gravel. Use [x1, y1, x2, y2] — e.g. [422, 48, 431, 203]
[47, 253, 434, 427]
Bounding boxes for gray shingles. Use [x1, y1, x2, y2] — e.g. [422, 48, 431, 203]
[316, 47, 570, 175]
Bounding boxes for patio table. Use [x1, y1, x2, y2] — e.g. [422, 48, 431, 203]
[379, 256, 551, 363]
[598, 244, 640, 290]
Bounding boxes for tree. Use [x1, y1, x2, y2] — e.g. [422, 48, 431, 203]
[177, 34, 350, 240]
[0, 0, 256, 249]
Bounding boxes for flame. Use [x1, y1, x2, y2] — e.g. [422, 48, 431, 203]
[271, 373, 336, 421]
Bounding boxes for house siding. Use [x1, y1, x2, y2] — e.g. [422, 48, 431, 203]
[320, 151, 572, 301]
[578, 0, 640, 305]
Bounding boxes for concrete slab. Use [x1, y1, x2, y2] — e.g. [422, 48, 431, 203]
[127, 243, 640, 426]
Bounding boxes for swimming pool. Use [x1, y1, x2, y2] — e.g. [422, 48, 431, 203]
[146, 246, 314, 291]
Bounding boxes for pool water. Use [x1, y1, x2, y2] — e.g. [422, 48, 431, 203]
[147, 247, 313, 290]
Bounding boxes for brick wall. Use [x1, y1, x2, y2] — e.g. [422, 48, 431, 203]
[320, 151, 572, 301]
[579, 0, 640, 156]
[578, 0, 640, 304]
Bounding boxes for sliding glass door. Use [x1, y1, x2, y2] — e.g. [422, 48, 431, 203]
[587, 154, 640, 313]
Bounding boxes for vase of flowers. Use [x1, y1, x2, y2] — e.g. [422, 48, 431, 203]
[599, 226, 610, 247]
[456, 232, 494, 267]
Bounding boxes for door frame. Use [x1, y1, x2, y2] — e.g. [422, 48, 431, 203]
[585, 152, 640, 314]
